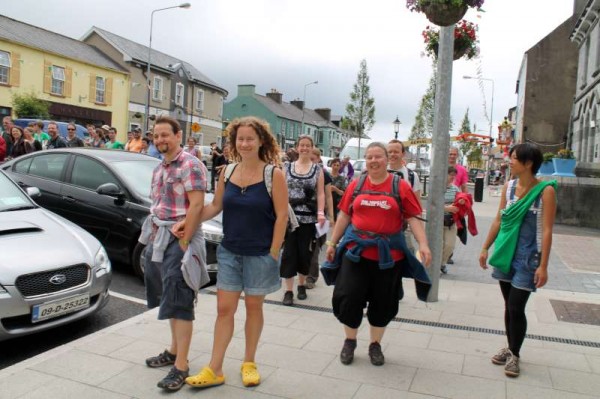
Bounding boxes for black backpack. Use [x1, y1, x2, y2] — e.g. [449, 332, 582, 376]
[388, 168, 415, 188]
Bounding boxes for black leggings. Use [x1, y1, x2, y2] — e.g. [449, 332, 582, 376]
[499, 281, 531, 358]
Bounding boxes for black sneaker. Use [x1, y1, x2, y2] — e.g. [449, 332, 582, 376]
[340, 338, 357, 365]
[146, 350, 176, 368]
[282, 290, 294, 306]
[157, 366, 189, 391]
[297, 285, 307, 300]
[368, 342, 385, 366]
[440, 265, 448, 274]
[447, 258, 454, 265]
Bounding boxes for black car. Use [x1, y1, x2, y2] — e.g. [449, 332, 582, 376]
[1, 148, 221, 279]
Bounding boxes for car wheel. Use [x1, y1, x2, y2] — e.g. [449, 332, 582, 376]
[132, 242, 146, 278]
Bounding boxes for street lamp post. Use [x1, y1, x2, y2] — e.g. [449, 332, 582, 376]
[393, 116, 401, 140]
[463, 75, 495, 139]
[300, 80, 318, 136]
[144, 2, 191, 131]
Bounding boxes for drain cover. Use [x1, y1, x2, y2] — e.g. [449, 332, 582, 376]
[550, 299, 600, 326]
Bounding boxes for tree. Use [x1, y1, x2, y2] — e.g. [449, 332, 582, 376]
[345, 59, 375, 138]
[458, 108, 476, 156]
[410, 71, 436, 163]
[11, 92, 50, 119]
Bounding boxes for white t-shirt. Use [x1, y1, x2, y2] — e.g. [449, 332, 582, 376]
[389, 165, 422, 193]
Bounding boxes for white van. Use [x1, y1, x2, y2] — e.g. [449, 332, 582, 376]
[339, 138, 373, 161]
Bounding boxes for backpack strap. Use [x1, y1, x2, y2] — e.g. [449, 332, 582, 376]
[349, 174, 403, 216]
[223, 163, 238, 184]
[263, 164, 275, 198]
[407, 169, 415, 187]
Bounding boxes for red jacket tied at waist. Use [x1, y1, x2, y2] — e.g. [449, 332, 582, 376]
[452, 192, 478, 236]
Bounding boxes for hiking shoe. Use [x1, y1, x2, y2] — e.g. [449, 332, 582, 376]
[440, 265, 448, 274]
[368, 342, 385, 366]
[340, 338, 357, 365]
[146, 350, 176, 368]
[504, 351, 520, 377]
[282, 291, 294, 306]
[157, 366, 189, 391]
[297, 285, 307, 300]
[491, 347, 511, 365]
[447, 258, 454, 265]
[305, 279, 316, 289]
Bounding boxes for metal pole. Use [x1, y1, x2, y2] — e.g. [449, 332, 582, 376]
[489, 79, 494, 139]
[143, 4, 191, 132]
[143, 10, 155, 132]
[425, 26, 455, 302]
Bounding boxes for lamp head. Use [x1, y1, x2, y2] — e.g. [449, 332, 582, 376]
[179, 2, 191, 8]
[393, 116, 401, 133]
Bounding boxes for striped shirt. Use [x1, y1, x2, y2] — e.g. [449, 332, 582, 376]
[150, 149, 207, 221]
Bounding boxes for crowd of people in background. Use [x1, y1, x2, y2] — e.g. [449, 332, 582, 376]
[0, 116, 218, 167]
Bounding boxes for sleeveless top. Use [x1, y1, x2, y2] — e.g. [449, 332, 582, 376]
[286, 162, 320, 224]
[221, 167, 275, 256]
[505, 179, 543, 259]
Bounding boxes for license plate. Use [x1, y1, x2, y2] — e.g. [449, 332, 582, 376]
[31, 294, 90, 323]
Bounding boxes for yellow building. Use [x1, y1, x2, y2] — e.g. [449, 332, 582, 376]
[0, 14, 129, 141]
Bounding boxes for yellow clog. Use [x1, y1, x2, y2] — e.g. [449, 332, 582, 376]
[241, 362, 261, 387]
[185, 366, 225, 389]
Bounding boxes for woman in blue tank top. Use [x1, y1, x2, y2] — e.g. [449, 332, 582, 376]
[173, 117, 288, 389]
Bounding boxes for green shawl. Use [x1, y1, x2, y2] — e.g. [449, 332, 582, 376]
[489, 180, 557, 274]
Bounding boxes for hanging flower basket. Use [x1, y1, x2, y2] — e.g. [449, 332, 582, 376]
[423, 20, 479, 61]
[421, 1, 468, 26]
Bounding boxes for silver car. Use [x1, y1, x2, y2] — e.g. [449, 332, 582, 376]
[0, 170, 111, 341]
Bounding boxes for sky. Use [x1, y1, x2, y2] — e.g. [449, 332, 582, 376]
[2, 0, 575, 142]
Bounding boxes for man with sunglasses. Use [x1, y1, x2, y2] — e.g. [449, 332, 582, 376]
[66, 123, 84, 147]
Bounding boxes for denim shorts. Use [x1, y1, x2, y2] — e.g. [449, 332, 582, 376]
[216, 245, 281, 296]
[492, 251, 540, 292]
[143, 238, 196, 321]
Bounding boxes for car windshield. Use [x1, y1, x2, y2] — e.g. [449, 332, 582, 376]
[0, 173, 35, 212]
[110, 160, 160, 199]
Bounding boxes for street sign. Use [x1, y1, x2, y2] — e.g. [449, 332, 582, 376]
[191, 122, 201, 133]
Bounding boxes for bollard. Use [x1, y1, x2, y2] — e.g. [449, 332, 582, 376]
[474, 176, 484, 202]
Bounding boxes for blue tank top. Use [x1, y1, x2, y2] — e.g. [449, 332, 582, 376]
[221, 175, 275, 256]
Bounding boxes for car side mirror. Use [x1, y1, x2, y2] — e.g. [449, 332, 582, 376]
[97, 183, 124, 198]
[26, 186, 41, 198]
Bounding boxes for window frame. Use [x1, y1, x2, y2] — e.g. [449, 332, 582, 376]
[0, 50, 10, 85]
[51, 65, 65, 96]
[196, 89, 205, 111]
[175, 82, 184, 106]
[95, 76, 106, 104]
[152, 76, 163, 101]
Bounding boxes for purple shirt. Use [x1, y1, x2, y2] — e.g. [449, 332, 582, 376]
[150, 150, 207, 221]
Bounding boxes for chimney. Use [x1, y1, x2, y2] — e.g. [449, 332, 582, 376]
[291, 100, 304, 110]
[266, 89, 283, 104]
[238, 84, 256, 97]
[315, 108, 331, 122]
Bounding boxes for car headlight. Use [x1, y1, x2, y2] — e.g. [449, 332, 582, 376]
[95, 246, 111, 274]
[202, 224, 223, 243]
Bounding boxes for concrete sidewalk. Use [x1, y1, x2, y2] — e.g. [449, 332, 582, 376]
[1, 186, 600, 399]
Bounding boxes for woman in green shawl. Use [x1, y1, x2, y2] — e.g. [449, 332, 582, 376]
[479, 143, 557, 378]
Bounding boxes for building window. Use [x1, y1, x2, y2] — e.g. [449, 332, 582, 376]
[196, 89, 205, 111]
[175, 82, 184, 106]
[153, 76, 163, 100]
[0, 51, 10, 84]
[95, 76, 105, 103]
[281, 120, 285, 134]
[51, 65, 65, 95]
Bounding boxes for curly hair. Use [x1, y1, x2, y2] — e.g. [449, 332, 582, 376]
[225, 116, 281, 165]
